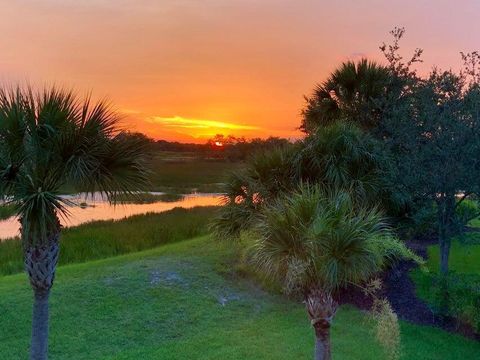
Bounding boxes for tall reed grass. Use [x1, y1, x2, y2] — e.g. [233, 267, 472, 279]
[0, 206, 217, 276]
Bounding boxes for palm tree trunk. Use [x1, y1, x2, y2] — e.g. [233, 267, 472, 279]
[31, 290, 50, 360]
[25, 238, 60, 360]
[314, 320, 331, 360]
[306, 289, 337, 360]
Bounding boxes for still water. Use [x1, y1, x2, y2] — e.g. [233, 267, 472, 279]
[0, 192, 222, 240]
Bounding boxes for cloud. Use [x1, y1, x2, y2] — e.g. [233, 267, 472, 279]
[147, 116, 260, 131]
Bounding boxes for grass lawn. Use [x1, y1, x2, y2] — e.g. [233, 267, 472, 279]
[425, 238, 480, 274]
[469, 218, 480, 227]
[0, 236, 478, 359]
[410, 232, 480, 332]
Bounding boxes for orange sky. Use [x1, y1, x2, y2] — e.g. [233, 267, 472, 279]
[0, 1, 479, 143]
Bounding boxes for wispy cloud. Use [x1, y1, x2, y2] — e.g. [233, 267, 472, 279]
[148, 116, 260, 131]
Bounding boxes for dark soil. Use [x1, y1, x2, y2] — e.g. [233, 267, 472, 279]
[337, 237, 480, 341]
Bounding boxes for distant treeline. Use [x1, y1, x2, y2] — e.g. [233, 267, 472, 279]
[127, 132, 292, 161]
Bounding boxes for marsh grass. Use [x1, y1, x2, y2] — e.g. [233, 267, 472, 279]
[111, 192, 185, 204]
[0, 204, 16, 220]
[148, 153, 243, 193]
[57, 151, 241, 195]
[0, 206, 217, 276]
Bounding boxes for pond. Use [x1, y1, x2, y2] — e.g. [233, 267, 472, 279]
[0, 192, 222, 240]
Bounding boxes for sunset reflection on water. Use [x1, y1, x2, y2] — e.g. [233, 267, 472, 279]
[0, 193, 221, 240]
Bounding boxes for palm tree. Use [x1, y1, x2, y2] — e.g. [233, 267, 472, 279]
[0, 87, 149, 360]
[211, 145, 296, 238]
[295, 122, 404, 213]
[295, 122, 386, 202]
[250, 185, 417, 360]
[211, 122, 402, 238]
[301, 59, 390, 133]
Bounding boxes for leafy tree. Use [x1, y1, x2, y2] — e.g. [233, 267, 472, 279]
[301, 59, 391, 133]
[383, 67, 480, 275]
[250, 185, 417, 360]
[0, 87, 149, 360]
[379, 29, 480, 275]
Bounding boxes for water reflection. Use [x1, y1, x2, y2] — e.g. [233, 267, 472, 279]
[0, 192, 221, 240]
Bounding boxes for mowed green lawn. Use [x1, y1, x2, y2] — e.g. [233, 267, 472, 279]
[411, 231, 480, 334]
[423, 214, 480, 275]
[426, 238, 480, 274]
[0, 236, 478, 360]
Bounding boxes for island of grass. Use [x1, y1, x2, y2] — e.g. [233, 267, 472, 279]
[110, 192, 185, 204]
[0, 204, 16, 220]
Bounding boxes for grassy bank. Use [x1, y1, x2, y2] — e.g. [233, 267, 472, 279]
[0, 236, 478, 359]
[0, 206, 218, 276]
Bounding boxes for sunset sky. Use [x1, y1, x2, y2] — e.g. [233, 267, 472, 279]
[1, 1, 479, 143]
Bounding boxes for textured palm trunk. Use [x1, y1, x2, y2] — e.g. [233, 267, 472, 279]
[314, 322, 331, 360]
[25, 237, 60, 360]
[31, 290, 50, 360]
[306, 289, 337, 360]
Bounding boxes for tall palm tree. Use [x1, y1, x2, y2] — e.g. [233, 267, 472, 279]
[301, 59, 390, 133]
[0, 87, 149, 360]
[250, 185, 417, 360]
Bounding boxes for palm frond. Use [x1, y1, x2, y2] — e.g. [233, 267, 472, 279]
[250, 185, 417, 294]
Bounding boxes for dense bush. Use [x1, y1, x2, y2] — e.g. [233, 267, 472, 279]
[413, 271, 480, 333]
[456, 200, 480, 229]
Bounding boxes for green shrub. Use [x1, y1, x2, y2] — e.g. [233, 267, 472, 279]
[397, 199, 479, 240]
[456, 200, 480, 232]
[412, 270, 480, 332]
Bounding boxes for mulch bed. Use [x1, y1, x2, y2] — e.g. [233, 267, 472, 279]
[336, 237, 480, 341]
